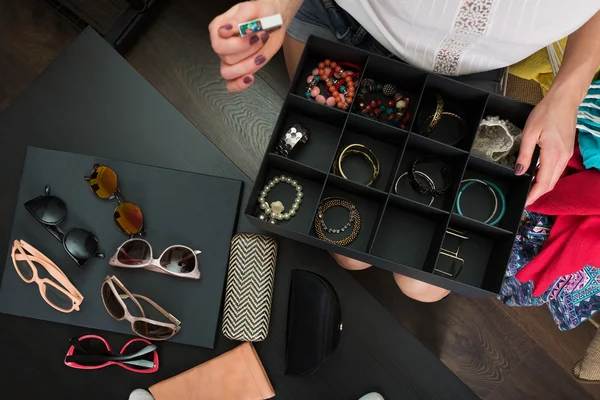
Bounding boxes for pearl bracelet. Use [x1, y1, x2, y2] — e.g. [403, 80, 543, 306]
[257, 175, 303, 224]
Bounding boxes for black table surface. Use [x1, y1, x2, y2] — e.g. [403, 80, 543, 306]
[0, 28, 477, 400]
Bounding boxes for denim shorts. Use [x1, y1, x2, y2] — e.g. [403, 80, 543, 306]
[287, 0, 394, 57]
[287, 0, 506, 94]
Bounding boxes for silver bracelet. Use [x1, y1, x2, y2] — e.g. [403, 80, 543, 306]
[394, 171, 436, 206]
[274, 124, 310, 157]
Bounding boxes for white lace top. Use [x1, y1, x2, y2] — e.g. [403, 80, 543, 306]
[335, 0, 600, 76]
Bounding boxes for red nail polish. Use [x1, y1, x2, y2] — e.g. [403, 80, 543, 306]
[243, 76, 253, 84]
[219, 24, 233, 30]
[249, 35, 259, 45]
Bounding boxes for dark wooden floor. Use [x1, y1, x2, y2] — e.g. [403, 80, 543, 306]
[1, 0, 598, 399]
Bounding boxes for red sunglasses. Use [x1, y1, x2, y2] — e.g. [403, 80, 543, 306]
[64, 335, 159, 373]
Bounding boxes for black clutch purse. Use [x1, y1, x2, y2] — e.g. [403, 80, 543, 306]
[284, 270, 342, 376]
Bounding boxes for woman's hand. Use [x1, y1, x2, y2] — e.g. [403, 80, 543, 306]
[514, 88, 578, 206]
[209, 1, 292, 92]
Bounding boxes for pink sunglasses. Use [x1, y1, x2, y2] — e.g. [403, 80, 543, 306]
[11, 240, 83, 313]
[64, 334, 158, 373]
[108, 238, 201, 280]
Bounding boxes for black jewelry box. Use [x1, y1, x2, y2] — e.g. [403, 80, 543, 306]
[245, 35, 537, 297]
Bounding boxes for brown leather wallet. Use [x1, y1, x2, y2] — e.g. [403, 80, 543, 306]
[149, 342, 275, 400]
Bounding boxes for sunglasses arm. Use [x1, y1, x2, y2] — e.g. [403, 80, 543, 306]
[178, 250, 202, 265]
[107, 277, 148, 319]
[131, 293, 181, 327]
[13, 241, 84, 301]
[69, 337, 94, 355]
[122, 359, 156, 368]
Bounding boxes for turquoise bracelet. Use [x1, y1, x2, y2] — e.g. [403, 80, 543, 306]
[456, 179, 505, 226]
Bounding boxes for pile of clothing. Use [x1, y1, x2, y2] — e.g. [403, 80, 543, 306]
[500, 80, 600, 330]
[500, 211, 600, 330]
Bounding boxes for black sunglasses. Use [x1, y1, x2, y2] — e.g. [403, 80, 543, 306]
[24, 185, 104, 268]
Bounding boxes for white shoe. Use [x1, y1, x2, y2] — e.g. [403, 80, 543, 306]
[129, 389, 154, 400]
[358, 393, 384, 400]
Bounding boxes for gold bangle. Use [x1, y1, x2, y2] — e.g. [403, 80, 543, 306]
[424, 94, 444, 135]
[314, 197, 361, 246]
[333, 143, 380, 187]
[422, 112, 465, 132]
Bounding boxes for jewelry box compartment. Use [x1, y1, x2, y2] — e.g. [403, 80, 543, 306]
[310, 175, 387, 253]
[251, 154, 327, 235]
[246, 35, 537, 297]
[391, 134, 469, 212]
[269, 95, 346, 172]
[350, 54, 427, 132]
[433, 216, 515, 293]
[370, 194, 448, 273]
[335, 114, 409, 192]
[290, 36, 368, 101]
[413, 74, 488, 152]
[475, 93, 536, 174]
[453, 157, 533, 233]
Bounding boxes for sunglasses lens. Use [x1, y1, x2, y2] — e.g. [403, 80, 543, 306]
[14, 259, 34, 281]
[76, 337, 110, 354]
[44, 283, 74, 311]
[31, 195, 67, 224]
[133, 320, 175, 340]
[88, 165, 118, 199]
[72, 337, 110, 366]
[114, 202, 144, 235]
[160, 247, 196, 274]
[117, 240, 151, 265]
[64, 228, 98, 262]
[102, 282, 125, 319]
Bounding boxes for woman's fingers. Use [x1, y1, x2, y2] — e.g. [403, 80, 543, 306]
[212, 34, 261, 58]
[208, 2, 259, 39]
[221, 31, 271, 66]
[515, 121, 540, 175]
[526, 148, 560, 206]
[220, 34, 280, 81]
[209, 2, 265, 58]
[226, 74, 255, 92]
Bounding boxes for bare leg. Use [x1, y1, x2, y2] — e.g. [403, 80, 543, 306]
[329, 252, 372, 270]
[333, 253, 448, 302]
[283, 34, 306, 79]
[393, 273, 450, 302]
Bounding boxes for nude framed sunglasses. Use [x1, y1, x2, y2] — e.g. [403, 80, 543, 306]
[11, 240, 83, 313]
[108, 238, 201, 280]
[101, 275, 181, 340]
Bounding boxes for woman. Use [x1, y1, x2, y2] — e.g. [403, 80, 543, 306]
[209, 0, 600, 302]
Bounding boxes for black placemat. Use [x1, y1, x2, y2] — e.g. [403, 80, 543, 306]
[0, 147, 242, 348]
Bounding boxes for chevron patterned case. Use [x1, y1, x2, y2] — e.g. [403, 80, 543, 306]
[222, 233, 278, 342]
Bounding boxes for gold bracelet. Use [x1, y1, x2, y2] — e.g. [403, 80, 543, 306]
[424, 94, 444, 135]
[333, 144, 380, 187]
[314, 197, 361, 246]
[422, 112, 465, 133]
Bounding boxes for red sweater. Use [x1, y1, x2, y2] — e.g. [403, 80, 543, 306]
[516, 147, 600, 296]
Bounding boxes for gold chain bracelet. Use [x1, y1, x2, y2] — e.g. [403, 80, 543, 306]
[314, 197, 361, 246]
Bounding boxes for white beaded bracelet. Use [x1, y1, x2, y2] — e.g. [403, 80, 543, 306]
[257, 175, 303, 224]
